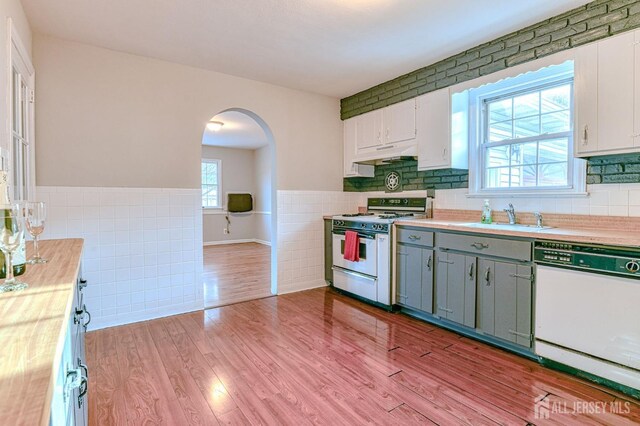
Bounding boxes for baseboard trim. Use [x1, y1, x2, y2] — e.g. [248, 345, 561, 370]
[204, 238, 271, 246]
[88, 300, 203, 331]
[277, 280, 328, 295]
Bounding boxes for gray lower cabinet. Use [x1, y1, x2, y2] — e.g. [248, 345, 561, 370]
[396, 244, 434, 313]
[477, 259, 533, 348]
[435, 251, 476, 327]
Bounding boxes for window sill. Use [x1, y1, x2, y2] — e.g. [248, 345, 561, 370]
[466, 191, 589, 199]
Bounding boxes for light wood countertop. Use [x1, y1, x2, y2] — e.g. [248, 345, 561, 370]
[0, 239, 84, 426]
[396, 218, 640, 247]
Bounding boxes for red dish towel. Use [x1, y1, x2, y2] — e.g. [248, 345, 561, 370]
[343, 231, 360, 262]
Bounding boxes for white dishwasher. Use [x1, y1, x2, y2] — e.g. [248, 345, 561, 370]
[534, 241, 640, 391]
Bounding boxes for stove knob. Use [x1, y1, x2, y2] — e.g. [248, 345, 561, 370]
[373, 224, 379, 231]
[625, 261, 640, 273]
[403, 199, 409, 204]
[360, 223, 367, 228]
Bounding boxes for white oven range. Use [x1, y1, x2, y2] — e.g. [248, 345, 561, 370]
[331, 197, 430, 307]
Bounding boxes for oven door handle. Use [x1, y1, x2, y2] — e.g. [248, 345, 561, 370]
[332, 230, 376, 240]
[331, 266, 377, 281]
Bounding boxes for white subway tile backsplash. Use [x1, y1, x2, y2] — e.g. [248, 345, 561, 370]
[36, 186, 203, 330]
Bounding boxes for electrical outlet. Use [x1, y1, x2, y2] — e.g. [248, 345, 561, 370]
[223, 228, 229, 234]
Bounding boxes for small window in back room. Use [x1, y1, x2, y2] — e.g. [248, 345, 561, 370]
[202, 159, 221, 208]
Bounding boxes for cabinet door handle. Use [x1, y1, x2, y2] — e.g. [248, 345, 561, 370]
[468, 263, 474, 278]
[442, 147, 447, 159]
[82, 305, 91, 331]
[471, 242, 489, 250]
[77, 375, 88, 408]
[386, 128, 390, 139]
[426, 255, 432, 271]
[78, 359, 89, 380]
[582, 125, 589, 145]
[508, 330, 533, 341]
[509, 273, 534, 282]
[438, 305, 453, 313]
[377, 131, 381, 141]
[79, 278, 87, 290]
[484, 266, 491, 285]
[438, 258, 454, 265]
[408, 235, 421, 241]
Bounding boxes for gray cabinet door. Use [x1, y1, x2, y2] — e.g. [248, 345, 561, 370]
[436, 251, 475, 326]
[396, 244, 422, 309]
[477, 260, 533, 348]
[421, 249, 434, 314]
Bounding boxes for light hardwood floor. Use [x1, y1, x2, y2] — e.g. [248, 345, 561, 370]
[86, 287, 640, 425]
[203, 242, 272, 308]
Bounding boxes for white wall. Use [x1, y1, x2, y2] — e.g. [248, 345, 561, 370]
[33, 34, 344, 191]
[201, 145, 257, 243]
[254, 145, 271, 243]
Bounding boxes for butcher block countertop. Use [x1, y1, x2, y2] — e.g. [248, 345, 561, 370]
[0, 239, 83, 426]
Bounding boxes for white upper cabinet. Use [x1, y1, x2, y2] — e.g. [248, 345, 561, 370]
[416, 88, 468, 171]
[355, 109, 384, 152]
[350, 99, 417, 160]
[575, 29, 640, 156]
[343, 117, 374, 178]
[383, 99, 416, 145]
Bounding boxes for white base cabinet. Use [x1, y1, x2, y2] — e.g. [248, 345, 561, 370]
[50, 275, 89, 426]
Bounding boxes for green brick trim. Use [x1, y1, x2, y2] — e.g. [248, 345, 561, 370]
[586, 153, 640, 183]
[340, 0, 640, 120]
[343, 159, 468, 192]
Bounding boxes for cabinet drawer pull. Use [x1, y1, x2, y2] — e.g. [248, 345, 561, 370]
[484, 266, 491, 285]
[471, 242, 489, 250]
[438, 305, 453, 313]
[508, 330, 533, 341]
[509, 273, 534, 282]
[397, 252, 408, 256]
[376, 144, 395, 151]
[426, 255, 432, 271]
[468, 263, 474, 278]
[408, 235, 421, 241]
[79, 278, 87, 290]
[582, 125, 589, 145]
[438, 259, 454, 265]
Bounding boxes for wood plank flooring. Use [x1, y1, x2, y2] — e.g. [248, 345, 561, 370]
[203, 243, 272, 308]
[86, 287, 640, 425]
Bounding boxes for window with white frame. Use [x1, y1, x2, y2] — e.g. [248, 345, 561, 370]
[468, 61, 585, 196]
[201, 159, 221, 208]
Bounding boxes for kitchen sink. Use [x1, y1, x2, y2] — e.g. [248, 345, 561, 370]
[460, 222, 553, 231]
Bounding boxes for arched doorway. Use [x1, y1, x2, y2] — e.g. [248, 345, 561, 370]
[200, 108, 277, 308]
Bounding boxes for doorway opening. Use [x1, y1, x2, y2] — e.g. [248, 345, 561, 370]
[200, 108, 277, 308]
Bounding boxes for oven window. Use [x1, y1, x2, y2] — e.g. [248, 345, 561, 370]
[340, 240, 367, 260]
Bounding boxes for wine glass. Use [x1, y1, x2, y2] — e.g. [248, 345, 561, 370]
[25, 201, 47, 264]
[0, 204, 27, 293]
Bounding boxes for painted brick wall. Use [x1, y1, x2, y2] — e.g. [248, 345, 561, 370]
[342, 0, 640, 191]
[343, 159, 468, 192]
[341, 0, 640, 119]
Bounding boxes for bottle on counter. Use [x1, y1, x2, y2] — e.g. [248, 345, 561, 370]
[481, 199, 492, 224]
[0, 171, 26, 278]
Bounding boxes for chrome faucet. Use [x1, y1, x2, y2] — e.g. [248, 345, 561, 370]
[504, 203, 516, 224]
[534, 212, 544, 228]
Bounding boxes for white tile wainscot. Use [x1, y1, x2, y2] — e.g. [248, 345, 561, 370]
[434, 183, 640, 217]
[36, 186, 204, 330]
[276, 190, 365, 295]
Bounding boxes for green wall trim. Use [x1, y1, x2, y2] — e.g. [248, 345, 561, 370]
[341, 0, 640, 120]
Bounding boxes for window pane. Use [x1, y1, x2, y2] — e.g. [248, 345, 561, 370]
[539, 139, 568, 163]
[541, 84, 570, 113]
[514, 92, 539, 119]
[541, 111, 570, 134]
[514, 116, 540, 138]
[510, 142, 537, 166]
[489, 98, 512, 123]
[489, 121, 513, 142]
[486, 146, 510, 167]
[485, 167, 510, 188]
[538, 163, 568, 186]
[510, 165, 537, 187]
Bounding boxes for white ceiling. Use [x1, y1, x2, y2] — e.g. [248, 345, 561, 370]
[202, 111, 269, 150]
[22, 0, 590, 98]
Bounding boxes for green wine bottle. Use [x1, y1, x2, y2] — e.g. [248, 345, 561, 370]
[0, 171, 25, 278]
